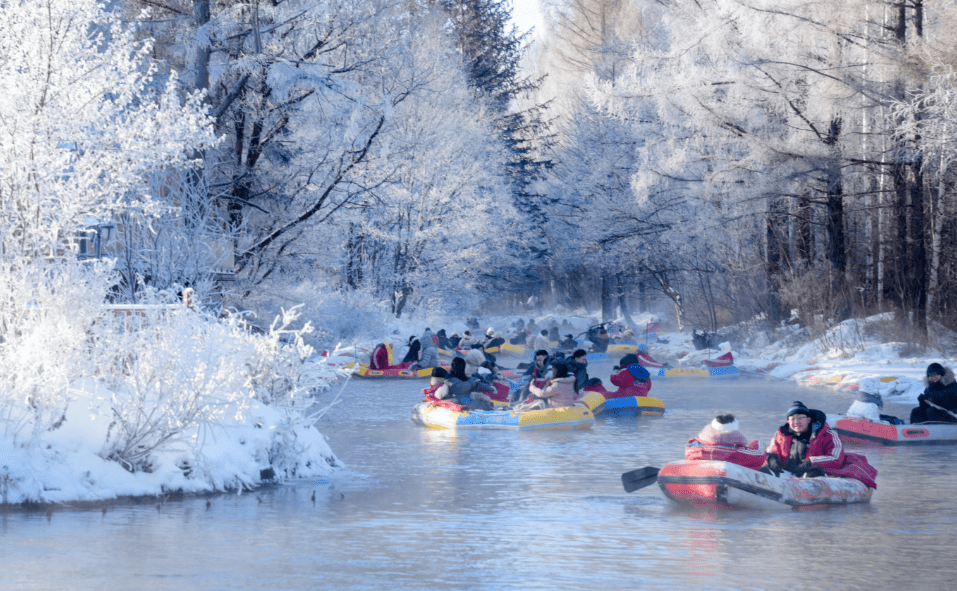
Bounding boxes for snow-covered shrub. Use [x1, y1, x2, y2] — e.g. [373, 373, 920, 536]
[96, 296, 343, 477]
[0, 261, 115, 445]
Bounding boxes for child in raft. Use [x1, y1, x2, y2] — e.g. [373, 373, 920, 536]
[685, 414, 766, 470]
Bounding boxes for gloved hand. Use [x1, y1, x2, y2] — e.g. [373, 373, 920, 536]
[918, 394, 928, 405]
[763, 453, 783, 477]
[790, 460, 814, 477]
[805, 466, 826, 478]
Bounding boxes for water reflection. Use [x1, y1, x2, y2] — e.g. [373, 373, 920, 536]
[3, 362, 957, 589]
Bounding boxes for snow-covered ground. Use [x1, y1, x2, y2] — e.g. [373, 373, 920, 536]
[1, 306, 947, 506]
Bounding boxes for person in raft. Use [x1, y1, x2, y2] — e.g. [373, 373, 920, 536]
[910, 362, 957, 424]
[458, 330, 478, 349]
[565, 349, 602, 393]
[531, 329, 550, 353]
[409, 331, 439, 371]
[519, 363, 578, 410]
[559, 333, 578, 351]
[685, 414, 765, 470]
[401, 335, 421, 364]
[434, 357, 495, 410]
[511, 349, 552, 404]
[760, 401, 878, 489]
[609, 354, 652, 397]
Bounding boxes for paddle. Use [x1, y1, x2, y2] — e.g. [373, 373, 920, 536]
[923, 399, 957, 421]
[621, 466, 660, 493]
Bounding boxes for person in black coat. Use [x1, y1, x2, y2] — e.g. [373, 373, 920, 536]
[401, 336, 420, 363]
[560, 334, 578, 351]
[436, 329, 450, 350]
[563, 349, 602, 393]
[911, 363, 957, 424]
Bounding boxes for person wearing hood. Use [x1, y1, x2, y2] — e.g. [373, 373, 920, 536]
[483, 328, 505, 349]
[410, 331, 439, 371]
[609, 354, 652, 398]
[761, 401, 878, 489]
[401, 336, 421, 364]
[910, 363, 957, 424]
[458, 331, 478, 349]
[685, 414, 765, 470]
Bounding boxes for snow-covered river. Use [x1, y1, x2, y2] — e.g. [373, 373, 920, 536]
[4, 359, 957, 589]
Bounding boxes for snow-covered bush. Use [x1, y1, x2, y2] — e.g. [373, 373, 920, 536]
[0, 261, 115, 446]
[1, 284, 348, 503]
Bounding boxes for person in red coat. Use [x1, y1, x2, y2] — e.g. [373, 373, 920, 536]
[762, 401, 878, 489]
[608, 354, 652, 398]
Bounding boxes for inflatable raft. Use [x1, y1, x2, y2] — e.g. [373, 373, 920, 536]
[411, 401, 594, 430]
[656, 460, 873, 509]
[653, 366, 740, 378]
[485, 343, 527, 356]
[578, 389, 665, 416]
[833, 416, 957, 445]
[353, 364, 434, 379]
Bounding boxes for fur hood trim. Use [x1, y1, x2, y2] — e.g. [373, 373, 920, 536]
[923, 367, 956, 387]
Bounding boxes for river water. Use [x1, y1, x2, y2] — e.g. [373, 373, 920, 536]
[3, 359, 957, 590]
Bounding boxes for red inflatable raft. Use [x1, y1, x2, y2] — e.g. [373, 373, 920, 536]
[655, 460, 874, 510]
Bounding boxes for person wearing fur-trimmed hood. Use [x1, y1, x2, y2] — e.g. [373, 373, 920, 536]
[685, 414, 765, 470]
[910, 363, 957, 424]
[763, 401, 878, 489]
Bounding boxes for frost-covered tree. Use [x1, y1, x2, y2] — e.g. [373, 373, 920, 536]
[0, 0, 217, 444]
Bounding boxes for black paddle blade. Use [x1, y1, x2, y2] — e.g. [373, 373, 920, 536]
[621, 466, 660, 493]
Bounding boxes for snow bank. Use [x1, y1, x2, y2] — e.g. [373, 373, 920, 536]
[1, 294, 351, 505]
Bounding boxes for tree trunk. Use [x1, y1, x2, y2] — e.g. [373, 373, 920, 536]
[766, 198, 786, 323]
[616, 273, 638, 336]
[601, 274, 614, 322]
[825, 118, 850, 321]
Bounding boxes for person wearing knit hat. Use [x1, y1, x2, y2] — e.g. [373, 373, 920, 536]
[910, 363, 957, 424]
[761, 400, 880, 489]
[685, 414, 765, 469]
[786, 401, 811, 419]
[762, 401, 839, 479]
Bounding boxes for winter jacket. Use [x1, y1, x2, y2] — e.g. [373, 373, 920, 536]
[609, 367, 652, 398]
[766, 409, 878, 489]
[912, 368, 957, 423]
[522, 359, 550, 379]
[444, 375, 495, 400]
[464, 349, 488, 376]
[420, 329, 436, 347]
[531, 333, 550, 352]
[685, 419, 766, 470]
[412, 342, 439, 369]
[401, 339, 421, 363]
[559, 337, 578, 350]
[458, 334, 478, 348]
[564, 358, 600, 393]
[528, 376, 578, 408]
